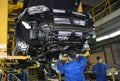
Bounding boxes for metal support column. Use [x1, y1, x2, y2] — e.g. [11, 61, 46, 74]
[0, 0, 8, 58]
[91, 9, 95, 19]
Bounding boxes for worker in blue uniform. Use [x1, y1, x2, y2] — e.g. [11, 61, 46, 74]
[24, 69, 29, 81]
[8, 74, 13, 81]
[19, 71, 23, 81]
[92, 56, 109, 81]
[57, 50, 88, 81]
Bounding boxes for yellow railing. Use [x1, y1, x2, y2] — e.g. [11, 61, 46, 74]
[90, 0, 117, 21]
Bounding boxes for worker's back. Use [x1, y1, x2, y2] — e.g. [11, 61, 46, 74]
[64, 59, 86, 81]
[92, 62, 108, 81]
[57, 56, 88, 81]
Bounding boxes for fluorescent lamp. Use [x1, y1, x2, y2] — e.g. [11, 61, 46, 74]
[22, 21, 31, 29]
[96, 30, 120, 42]
[109, 30, 120, 38]
[96, 35, 109, 41]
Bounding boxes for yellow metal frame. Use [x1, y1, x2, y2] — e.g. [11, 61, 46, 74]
[0, 0, 30, 60]
[8, 2, 23, 14]
[8, 18, 15, 22]
[8, 1, 24, 53]
[89, 0, 117, 36]
[93, 0, 106, 9]
[8, 32, 15, 51]
[0, 0, 8, 58]
[0, 58, 19, 71]
[106, 0, 112, 13]
[96, 2, 108, 36]
[94, 2, 116, 19]
[7, 56, 30, 60]
[8, 28, 15, 33]
[7, 1, 30, 60]
[90, 0, 117, 21]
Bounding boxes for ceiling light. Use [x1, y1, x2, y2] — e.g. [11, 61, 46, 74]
[96, 30, 120, 42]
[96, 35, 109, 41]
[109, 30, 120, 38]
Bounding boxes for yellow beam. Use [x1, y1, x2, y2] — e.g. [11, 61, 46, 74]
[0, 0, 8, 58]
[8, 28, 15, 50]
[4, 62, 18, 65]
[106, 0, 112, 13]
[91, 9, 95, 19]
[94, 2, 116, 18]
[77, 1, 83, 12]
[8, 2, 23, 14]
[93, 0, 106, 9]
[8, 28, 15, 32]
[8, 18, 15, 22]
[0, 67, 12, 70]
[7, 56, 30, 60]
[28, 62, 40, 69]
[17, 2, 23, 9]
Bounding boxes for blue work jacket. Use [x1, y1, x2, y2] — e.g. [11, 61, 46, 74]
[92, 62, 109, 81]
[57, 56, 88, 81]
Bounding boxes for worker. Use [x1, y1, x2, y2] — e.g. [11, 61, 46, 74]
[57, 50, 88, 81]
[24, 69, 29, 81]
[92, 56, 109, 81]
[19, 70, 23, 81]
[4, 71, 8, 81]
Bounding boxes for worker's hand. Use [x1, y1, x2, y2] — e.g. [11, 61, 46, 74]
[77, 51, 90, 57]
[59, 54, 63, 60]
[83, 51, 90, 57]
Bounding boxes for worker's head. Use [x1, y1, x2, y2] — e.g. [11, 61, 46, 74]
[96, 56, 102, 62]
[67, 50, 76, 61]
